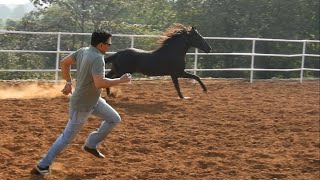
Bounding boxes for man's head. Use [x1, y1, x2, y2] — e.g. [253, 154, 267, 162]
[91, 29, 112, 54]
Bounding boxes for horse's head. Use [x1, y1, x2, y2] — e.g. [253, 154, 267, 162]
[158, 23, 212, 53]
[188, 27, 212, 53]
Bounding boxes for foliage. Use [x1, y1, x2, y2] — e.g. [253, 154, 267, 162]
[0, 0, 319, 80]
[172, 0, 319, 79]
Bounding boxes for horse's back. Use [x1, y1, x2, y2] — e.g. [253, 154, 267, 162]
[108, 48, 152, 74]
[107, 47, 185, 76]
[114, 48, 151, 63]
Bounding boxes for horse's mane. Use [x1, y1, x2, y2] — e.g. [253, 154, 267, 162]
[157, 23, 191, 46]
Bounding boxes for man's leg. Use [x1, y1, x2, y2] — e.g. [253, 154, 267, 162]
[84, 98, 121, 151]
[37, 109, 92, 169]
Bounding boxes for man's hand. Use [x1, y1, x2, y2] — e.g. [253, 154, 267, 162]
[120, 73, 132, 83]
[61, 83, 72, 95]
[60, 54, 76, 95]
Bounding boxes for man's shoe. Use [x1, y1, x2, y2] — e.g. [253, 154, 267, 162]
[82, 146, 105, 158]
[31, 165, 50, 175]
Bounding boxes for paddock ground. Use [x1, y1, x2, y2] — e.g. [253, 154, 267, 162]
[0, 79, 319, 179]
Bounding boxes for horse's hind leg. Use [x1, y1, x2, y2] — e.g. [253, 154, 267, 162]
[105, 70, 115, 78]
[105, 70, 115, 96]
[170, 75, 184, 99]
[181, 71, 207, 92]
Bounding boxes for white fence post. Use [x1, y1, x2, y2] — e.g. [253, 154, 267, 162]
[131, 36, 134, 48]
[55, 32, 61, 82]
[250, 39, 256, 83]
[194, 48, 198, 75]
[300, 41, 307, 83]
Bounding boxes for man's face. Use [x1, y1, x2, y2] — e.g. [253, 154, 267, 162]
[98, 37, 111, 54]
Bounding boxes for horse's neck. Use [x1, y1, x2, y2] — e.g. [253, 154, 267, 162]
[154, 38, 190, 57]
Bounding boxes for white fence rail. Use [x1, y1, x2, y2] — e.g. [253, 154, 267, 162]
[0, 30, 319, 83]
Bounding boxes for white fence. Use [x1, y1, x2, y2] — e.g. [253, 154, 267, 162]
[0, 30, 319, 83]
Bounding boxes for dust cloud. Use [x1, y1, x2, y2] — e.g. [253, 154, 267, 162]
[0, 82, 65, 99]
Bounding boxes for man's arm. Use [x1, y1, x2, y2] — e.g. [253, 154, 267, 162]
[60, 55, 76, 95]
[60, 55, 76, 82]
[93, 73, 131, 89]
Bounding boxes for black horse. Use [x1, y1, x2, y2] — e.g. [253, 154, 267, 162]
[105, 23, 212, 99]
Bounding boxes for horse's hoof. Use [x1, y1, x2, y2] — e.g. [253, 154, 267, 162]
[178, 96, 191, 99]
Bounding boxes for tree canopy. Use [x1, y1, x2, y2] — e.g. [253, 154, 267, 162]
[0, 0, 319, 80]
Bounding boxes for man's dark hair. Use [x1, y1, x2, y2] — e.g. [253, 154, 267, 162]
[91, 29, 112, 47]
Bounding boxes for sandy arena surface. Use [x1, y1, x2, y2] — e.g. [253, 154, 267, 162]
[0, 79, 319, 180]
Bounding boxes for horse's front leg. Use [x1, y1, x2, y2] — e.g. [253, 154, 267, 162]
[170, 75, 184, 99]
[181, 71, 207, 92]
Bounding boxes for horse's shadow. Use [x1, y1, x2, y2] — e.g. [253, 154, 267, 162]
[107, 99, 168, 115]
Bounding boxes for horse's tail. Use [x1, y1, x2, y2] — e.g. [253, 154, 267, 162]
[104, 53, 118, 63]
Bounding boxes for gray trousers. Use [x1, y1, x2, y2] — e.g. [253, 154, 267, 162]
[38, 97, 121, 168]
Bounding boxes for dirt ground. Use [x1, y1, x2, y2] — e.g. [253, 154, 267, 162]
[0, 79, 319, 180]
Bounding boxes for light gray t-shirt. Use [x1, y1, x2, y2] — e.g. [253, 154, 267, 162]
[69, 45, 105, 111]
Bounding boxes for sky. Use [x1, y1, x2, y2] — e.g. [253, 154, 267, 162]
[0, 0, 30, 5]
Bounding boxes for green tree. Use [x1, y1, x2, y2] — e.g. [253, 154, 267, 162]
[1, 0, 318, 80]
[173, 0, 319, 78]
